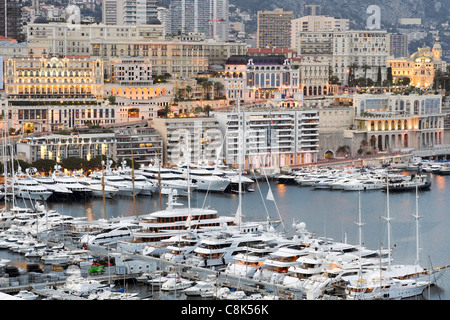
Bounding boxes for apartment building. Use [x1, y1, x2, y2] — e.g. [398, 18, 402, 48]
[0, 0, 23, 41]
[115, 127, 163, 165]
[25, 21, 165, 57]
[387, 33, 408, 58]
[152, 117, 223, 166]
[296, 30, 388, 86]
[257, 8, 293, 49]
[291, 15, 349, 51]
[102, 0, 158, 26]
[169, 0, 230, 41]
[16, 133, 117, 163]
[215, 108, 319, 169]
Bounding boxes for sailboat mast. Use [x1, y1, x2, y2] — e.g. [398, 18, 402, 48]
[237, 98, 242, 231]
[413, 182, 421, 265]
[130, 136, 137, 218]
[185, 130, 191, 228]
[355, 190, 364, 249]
[384, 175, 392, 269]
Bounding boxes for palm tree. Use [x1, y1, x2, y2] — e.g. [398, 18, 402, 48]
[213, 81, 224, 99]
[361, 64, 371, 87]
[203, 105, 213, 117]
[186, 85, 192, 99]
[348, 63, 359, 87]
[201, 80, 213, 100]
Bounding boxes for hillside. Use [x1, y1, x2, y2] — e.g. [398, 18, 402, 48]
[230, 0, 449, 28]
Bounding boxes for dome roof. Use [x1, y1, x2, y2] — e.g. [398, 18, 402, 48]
[148, 18, 162, 25]
[33, 16, 49, 24]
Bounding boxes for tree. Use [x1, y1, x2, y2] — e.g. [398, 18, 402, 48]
[201, 80, 213, 100]
[158, 105, 172, 118]
[186, 85, 192, 99]
[61, 157, 86, 171]
[376, 66, 382, 86]
[31, 159, 57, 174]
[108, 95, 116, 105]
[361, 64, 371, 86]
[213, 81, 224, 99]
[194, 105, 203, 114]
[203, 105, 213, 117]
[348, 63, 359, 87]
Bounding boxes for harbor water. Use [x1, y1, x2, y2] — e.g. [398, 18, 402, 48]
[1, 171, 450, 300]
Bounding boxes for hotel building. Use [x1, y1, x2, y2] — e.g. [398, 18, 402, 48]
[3, 56, 110, 133]
[224, 55, 299, 102]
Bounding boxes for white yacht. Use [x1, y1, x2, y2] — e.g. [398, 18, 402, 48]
[115, 161, 157, 196]
[157, 231, 205, 262]
[52, 165, 91, 199]
[186, 227, 279, 269]
[342, 177, 385, 191]
[12, 167, 53, 201]
[282, 249, 331, 291]
[116, 189, 235, 253]
[224, 235, 291, 278]
[27, 167, 73, 200]
[344, 270, 429, 300]
[172, 163, 230, 193]
[89, 169, 139, 197]
[71, 171, 119, 199]
[139, 163, 197, 192]
[79, 222, 141, 246]
[252, 244, 309, 284]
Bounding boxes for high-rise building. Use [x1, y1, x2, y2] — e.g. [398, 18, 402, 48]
[102, 0, 158, 25]
[304, 4, 321, 16]
[168, 0, 229, 41]
[0, 0, 23, 41]
[291, 15, 349, 51]
[387, 33, 409, 58]
[257, 8, 293, 48]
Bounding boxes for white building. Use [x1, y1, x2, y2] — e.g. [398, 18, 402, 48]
[17, 133, 117, 163]
[102, 0, 158, 26]
[152, 117, 223, 166]
[109, 58, 153, 85]
[224, 55, 299, 102]
[296, 30, 388, 86]
[291, 15, 349, 52]
[350, 93, 445, 152]
[168, 0, 229, 41]
[215, 108, 319, 169]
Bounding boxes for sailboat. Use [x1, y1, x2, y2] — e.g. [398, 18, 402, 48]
[344, 180, 448, 299]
